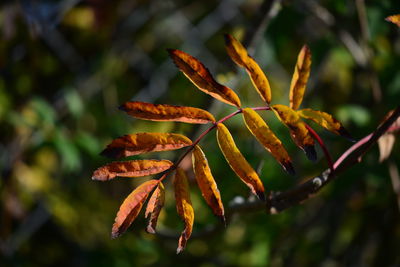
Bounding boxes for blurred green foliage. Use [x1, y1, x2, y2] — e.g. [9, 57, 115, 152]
[1, 0, 400, 266]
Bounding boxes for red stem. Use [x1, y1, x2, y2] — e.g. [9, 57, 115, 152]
[305, 123, 334, 173]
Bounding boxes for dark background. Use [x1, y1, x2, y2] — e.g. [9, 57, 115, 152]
[1, 0, 400, 266]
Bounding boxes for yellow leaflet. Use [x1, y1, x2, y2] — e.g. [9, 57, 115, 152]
[111, 180, 159, 238]
[192, 145, 225, 221]
[289, 45, 311, 110]
[242, 108, 294, 175]
[298, 108, 350, 138]
[224, 34, 271, 103]
[174, 168, 194, 254]
[272, 104, 316, 161]
[216, 123, 265, 200]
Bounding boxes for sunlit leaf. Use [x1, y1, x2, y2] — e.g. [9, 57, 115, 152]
[216, 124, 265, 200]
[92, 160, 173, 181]
[111, 179, 159, 238]
[119, 101, 215, 124]
[192, 145, 225, 221]
[101, 132, 192, 159]
[242, 108, 294, 175]
[298, 108, 352, 140]
[224, 34, 271, 103]
[174, 168, 194, 254]
[386, 14, 400, 27]
[168, 49, 241, 107]
[289, 45, 311, 110]
[272, 104, 317, 161]
[145, 182, 165, 234]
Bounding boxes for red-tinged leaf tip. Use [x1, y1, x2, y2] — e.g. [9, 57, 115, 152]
[304, 145, 317, 162]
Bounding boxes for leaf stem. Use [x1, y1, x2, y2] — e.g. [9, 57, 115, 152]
[305, 123, 334, 173]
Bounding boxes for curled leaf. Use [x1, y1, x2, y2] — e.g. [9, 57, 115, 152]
[298, 108, 353, 140]
[216, 124, 265, 200]
[92, 159, 173, 181]
[289, 45, 311, 110]
[192, 145, 225, 221]
[272, 104, 317, 161]
[101, 132, 192, 159]
[386, 15, 400, 27]
[224, 34, 271, 103]
[174, 168, 194, 254]
[242, 108, 294, 175]
[145, 182, 165, 234]
[168, 49, 241, 107]
[111, 179, 159, 238]
[119, 101, 215, 124]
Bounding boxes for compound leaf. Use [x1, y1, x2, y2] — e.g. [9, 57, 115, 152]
[111, 179, 159, 238]
[92, 160, 173, 181]
[192, 145, 225, 221]
[119, 101, 215, 124]
[174, 168, 194, 254]
[101, 132, 192, 159]
[289, 45, 311, 110]
[224, 34, 271, 103]
[242, 108, 295, 175]
[168, 49, 241, 107]
[272, 104, 317, 161]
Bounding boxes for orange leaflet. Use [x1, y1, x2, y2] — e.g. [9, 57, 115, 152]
[111, 179, 159, 238]
[289, 45, 311, 110]
[224, 34, 272, 103]
[101, 132, 192, 159]
[145, 182, 165, 234]
[119, 101, 215, 124]
[271, 104, 317, 161]
[386, 15, 400, 27]
[91, 159, 173, 181]
[168, 49, 241, 107]
[216, 124, 265, 200]
[174, 168, 194, 254]
[191, 145, 225, 221]
[242, 108, 295, 175]
[298, 108, 352, 140]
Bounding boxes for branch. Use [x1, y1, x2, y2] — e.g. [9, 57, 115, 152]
[155, 106, 400, 239]
[268, 106, 400, 213]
